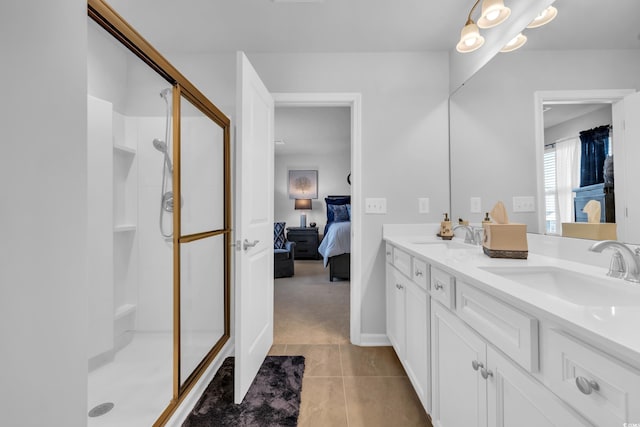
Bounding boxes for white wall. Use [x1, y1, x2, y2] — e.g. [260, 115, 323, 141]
[544, 106, 611, 145]
[167, 51, 450, 336]
[0, 1, 88, 426]
[450, 49, 640, 231]
[275, 152, 351, 231]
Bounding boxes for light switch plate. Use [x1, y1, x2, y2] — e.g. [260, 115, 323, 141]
[418, 197, 430, 214]
[513, 196, 536, 212]
[365, 198, 387, 214]
[470, 197, 482, 213]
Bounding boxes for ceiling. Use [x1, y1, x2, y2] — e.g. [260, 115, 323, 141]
[106, 0, 640, 55]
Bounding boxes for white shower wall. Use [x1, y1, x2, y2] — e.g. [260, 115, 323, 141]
[136, 116, 174, 332]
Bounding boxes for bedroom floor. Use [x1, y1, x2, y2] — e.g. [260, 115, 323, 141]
[271, 260, 432, 427]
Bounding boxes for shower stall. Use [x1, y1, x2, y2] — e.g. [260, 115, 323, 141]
[87, 6, 230, 425]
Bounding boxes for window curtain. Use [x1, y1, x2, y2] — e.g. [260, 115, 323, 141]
[555, 137, 580, 235]
[579, 125, 610, 187]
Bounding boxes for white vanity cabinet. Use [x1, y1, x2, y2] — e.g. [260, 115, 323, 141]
[385, 244, 431, 411]
[431, 300, 487, 427]
[431, 300, 589, 427]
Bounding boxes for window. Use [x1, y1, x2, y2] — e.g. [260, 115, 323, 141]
[544, 146, 557, 234]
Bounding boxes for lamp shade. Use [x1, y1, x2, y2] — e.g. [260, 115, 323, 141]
[500, 32, 527, 52]
[456, 21, 485, 53]
[294, 199, 312, 210]
[527, 6, 558, 29]
[477, 0, 511, 29]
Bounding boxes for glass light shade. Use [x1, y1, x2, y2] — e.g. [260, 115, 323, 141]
[456, 22, 485, 53]
[526, 6, 558, 28]
[294, 198, 312, 210]
[500, 32, 527, 52]
[477, 0, 511, 29]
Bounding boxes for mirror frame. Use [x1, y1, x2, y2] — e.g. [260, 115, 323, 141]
[533, 89, 635, 235]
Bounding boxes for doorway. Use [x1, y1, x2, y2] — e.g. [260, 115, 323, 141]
[273, 93, 362, 344]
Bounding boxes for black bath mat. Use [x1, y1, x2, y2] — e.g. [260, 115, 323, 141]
[182, 356, 305, 427]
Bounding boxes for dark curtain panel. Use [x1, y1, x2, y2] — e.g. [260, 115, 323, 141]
[579, 125, 610, 187]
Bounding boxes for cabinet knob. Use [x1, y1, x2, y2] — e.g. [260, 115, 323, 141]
[386, 251, 391, 256]
[415, 269, 423, 277]
[481, 367, 493, 379]
[575, 376, 599, 395]
[471, 360, 483, 371]
[396, 283, 404, 290]
[434, 281, 444, 291]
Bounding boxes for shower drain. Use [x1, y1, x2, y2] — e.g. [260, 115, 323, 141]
[88, 402, 114, 418]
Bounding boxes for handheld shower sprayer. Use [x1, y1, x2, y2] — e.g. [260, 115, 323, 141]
[152, 138, 173, 173]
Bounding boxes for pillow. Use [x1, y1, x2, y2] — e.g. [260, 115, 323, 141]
[325, 196, 351, 222]
[274, 222, 286, 249]
[328, 204, 350, 222]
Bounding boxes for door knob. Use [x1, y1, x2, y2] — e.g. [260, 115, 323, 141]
[243, 239, 260, 250]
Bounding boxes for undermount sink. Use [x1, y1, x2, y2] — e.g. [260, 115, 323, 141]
[479, 266, 640, 307]
[409, 240, 475, 250]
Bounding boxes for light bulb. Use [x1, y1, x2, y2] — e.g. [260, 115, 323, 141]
[485, 10, 500, 21]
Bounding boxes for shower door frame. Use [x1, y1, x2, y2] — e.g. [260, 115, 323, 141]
[88, 1, 232, 425]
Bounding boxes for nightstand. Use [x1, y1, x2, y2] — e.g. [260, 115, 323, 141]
[286, 227, 320, 260]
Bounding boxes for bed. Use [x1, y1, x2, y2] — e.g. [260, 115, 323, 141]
[317, 195, 351, 281]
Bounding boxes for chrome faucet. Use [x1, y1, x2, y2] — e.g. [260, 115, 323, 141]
[589, 240, 640, 283]
[453, 224, 481, 245]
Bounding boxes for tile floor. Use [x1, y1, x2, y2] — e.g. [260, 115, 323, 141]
[271, 260, 433, 427]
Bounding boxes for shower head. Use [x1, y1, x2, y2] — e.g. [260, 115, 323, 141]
[153, 138, 173, 173]
[153, 138, 168, 153]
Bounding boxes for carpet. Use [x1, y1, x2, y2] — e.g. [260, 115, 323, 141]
[182, 356, 305, 427]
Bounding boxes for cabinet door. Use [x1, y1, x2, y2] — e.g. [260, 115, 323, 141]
[386, 266, 405, 358]
[405, 280, 430, 411]
[486, 346, 590, 427]
[431, 301, 487, 427]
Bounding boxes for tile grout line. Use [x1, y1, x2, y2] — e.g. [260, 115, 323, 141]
[339, 343, 350, 427]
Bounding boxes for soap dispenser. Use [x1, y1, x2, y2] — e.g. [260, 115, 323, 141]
[440, 213, 453, 240]
[482, 212, 491, 225]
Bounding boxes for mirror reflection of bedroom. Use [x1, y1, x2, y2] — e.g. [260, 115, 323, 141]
[272, 106, 352, 346]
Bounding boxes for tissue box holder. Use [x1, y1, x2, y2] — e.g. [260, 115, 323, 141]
[482, 223, 528, 259]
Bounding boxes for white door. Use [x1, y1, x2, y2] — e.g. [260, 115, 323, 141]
[613, 91, 640, 244]
[234, 52, 275, 403]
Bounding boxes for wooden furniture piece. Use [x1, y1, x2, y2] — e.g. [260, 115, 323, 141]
[573, 183, 615, 223]
[286, 227, 319, 260]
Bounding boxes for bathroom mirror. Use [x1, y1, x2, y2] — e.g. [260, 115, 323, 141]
[449, 0, 640, 244]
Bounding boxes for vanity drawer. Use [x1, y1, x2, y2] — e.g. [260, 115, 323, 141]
[412, 258, 428, 290]
[544, 329, 640, 426]
[430, 267, 455, 309]
[456, 281, 538, 372]
[393, 247, 412, 278]
[385, 243, 394, 264]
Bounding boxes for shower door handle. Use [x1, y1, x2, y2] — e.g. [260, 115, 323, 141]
[243, 239, 260, 250]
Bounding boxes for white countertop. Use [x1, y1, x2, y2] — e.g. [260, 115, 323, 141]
[383, 226, 640, 369]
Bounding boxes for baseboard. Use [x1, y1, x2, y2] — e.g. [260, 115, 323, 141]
[358, 333, 391, 346]
[165, 339, 235, 427]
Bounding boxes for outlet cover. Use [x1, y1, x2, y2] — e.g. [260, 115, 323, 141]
[418, 198, 430, 214]
[513, 196, 536, 212]
[470, 197, 482, 213]
[365, 197, 387, 214]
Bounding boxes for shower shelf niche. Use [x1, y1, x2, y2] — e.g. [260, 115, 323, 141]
[113, 143, 136, 155]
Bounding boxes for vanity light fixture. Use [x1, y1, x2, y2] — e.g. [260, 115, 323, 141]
[456, 0, 486, 53]
[500, 32, 527, 52]
[477, 0, 511, 29]
[457, 0, 511, 53]
[526, 5, 558, 29]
